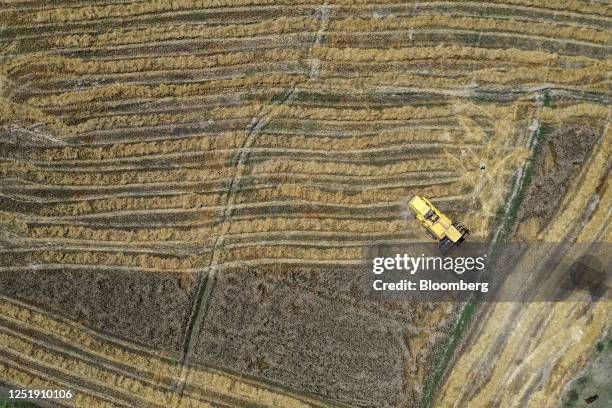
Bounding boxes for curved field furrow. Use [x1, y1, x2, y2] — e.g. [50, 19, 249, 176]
[2, 32, 317, 60]
[3, 235, 431, 263]
[0, 354, 135, 408]
[312, 44, 602, 64]
[10, 152, 458, 174]
[3, 0, 609, 29]
[0, 0, 152, 12]
[0, 296, 341, 408]
[26, 217, 414, 240]
[26, 72, 609, 117]
[0, 9, 314, 43]
[8, 16, 609, 54]
[0, 322, 177, 390]
[1, 178, 463, 207]
[0, 177, 463, 209]
[31, 186, 466, 217]
[63, 123, 472, 145]
[326, 30, 611, 57]
[3, 2, 609, 35]
[32, 192, 463, 220]
[55, 116, 488, 142]
[0, 47, 590, 83]
[12, 183, 464, 218]
[0, 330, 257, 407]
[1, 1, 609, 407]
[20, 129, 466, 162]
[330, 16, 611, 44]
[23, 194, 462, 223]
[1, 49, 307, 79]
[9, 230, 425, 252]
[0, 295, 182, 369]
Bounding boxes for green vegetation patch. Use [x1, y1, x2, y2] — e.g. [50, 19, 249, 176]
[418, 121, 549, 408]
[561, 329, 612, 407]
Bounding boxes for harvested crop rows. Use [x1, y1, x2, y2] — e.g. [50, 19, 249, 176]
[0, 1, 610, 407]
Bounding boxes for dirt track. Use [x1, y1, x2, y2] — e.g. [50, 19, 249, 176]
[1, 1, 610, 407]
[436, 121, 610, 407]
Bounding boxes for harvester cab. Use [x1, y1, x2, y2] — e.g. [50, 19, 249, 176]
[408, 195, 470, 253]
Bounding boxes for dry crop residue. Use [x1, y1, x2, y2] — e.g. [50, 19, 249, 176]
[0, 1, 610, 407]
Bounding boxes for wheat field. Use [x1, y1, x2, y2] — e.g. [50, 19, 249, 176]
[0, 1, 610, 407]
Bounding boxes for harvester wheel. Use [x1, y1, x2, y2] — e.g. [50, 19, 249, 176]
[439, 237, 455, 253]
[454, 223, 470, 242]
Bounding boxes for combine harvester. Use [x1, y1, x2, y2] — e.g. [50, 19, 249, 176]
[408, 195, 470, 253]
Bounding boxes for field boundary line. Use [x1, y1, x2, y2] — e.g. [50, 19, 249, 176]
[173, 3, 331, 397]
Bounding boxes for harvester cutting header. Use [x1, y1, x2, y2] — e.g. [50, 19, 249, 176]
[408, 195, 470, 253]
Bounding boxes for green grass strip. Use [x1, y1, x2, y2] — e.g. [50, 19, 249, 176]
[418, 121, 549, 408]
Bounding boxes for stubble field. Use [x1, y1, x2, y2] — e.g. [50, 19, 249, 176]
[0, 1, 610, 407]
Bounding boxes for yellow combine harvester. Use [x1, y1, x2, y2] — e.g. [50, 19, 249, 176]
[408, 195, 470, 253]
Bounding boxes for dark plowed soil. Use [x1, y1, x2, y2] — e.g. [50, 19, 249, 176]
[0, 268, 200, 353]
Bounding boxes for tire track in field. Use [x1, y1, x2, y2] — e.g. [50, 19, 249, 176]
[174, 2, 329, 395]
[0, 296, 335, 407]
